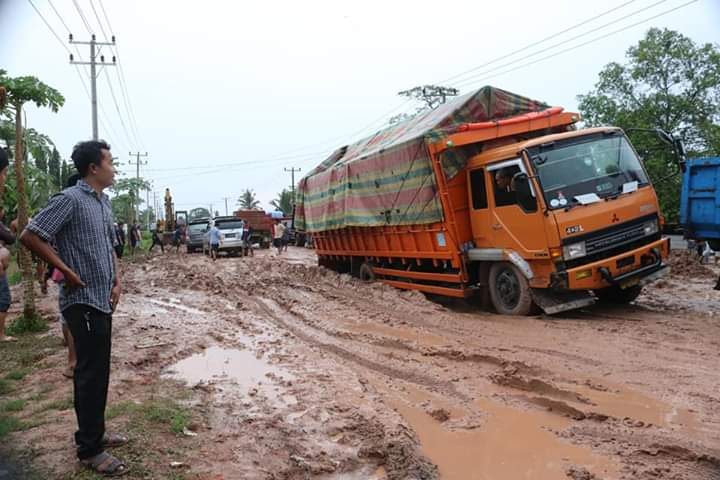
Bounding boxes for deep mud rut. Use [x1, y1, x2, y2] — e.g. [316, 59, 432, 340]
[7, 248, 720, 479]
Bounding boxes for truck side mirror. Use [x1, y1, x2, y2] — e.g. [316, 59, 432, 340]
[513, 173, 537, 212]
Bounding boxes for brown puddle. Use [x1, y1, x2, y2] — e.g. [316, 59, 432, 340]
[164, 347, 294, 402]
[572, 378, 700, 434]
[375, 381, 618, 480]
[344, 321, 448, 347]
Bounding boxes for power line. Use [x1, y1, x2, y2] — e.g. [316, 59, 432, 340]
[42, 0, 123, 148]
[71, 0, 93, 35]
[102, 69, 136, 149]
[437, 0, 640, 85]
[88, 0, 109, 41]
[453, 0, 699, 91]
[26, 0, 72, 55]
[451, 0, 670, 89]
[93, 0, 145, 150]
[45, 0, 72, 33]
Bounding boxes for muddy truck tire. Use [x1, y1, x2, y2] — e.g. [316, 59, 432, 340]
[594, 285, 643, 304]
[488, 262, 536, 315]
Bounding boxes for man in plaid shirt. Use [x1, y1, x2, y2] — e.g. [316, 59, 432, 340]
[21, 140, 129, 476]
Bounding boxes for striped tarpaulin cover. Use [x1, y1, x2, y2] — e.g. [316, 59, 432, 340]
[296, 86, 548, 232]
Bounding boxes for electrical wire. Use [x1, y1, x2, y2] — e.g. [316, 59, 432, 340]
[102, 69, 136, 149]
[453, 0, 699, 91]
[450, 0, 670, 89]
[88, 0, 109, 41]
[71, 0, 93, 35]
[26, 0, 72, 55]
[437, 0, 640, 85]
[94, 0, 145, 150]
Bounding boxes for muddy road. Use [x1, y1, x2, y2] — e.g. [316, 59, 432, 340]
[5, 248, 720, 479]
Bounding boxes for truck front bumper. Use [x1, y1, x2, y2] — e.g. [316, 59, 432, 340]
[553, 237, 670, 290]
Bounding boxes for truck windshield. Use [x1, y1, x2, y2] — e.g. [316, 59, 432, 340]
[531, 134, 649, 209]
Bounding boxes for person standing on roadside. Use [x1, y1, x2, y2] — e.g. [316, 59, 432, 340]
[208, 222, 221, 261]
[273, 218, 285, 255]
[114, 221, 126, 259]
[242, 223, 254, 257]
[173, 224, 183, 254]
[20, 140, 130, 476]
[129, 223, 140, 256]
[148, 225, 164, 254]
[0, 148, 17, 342]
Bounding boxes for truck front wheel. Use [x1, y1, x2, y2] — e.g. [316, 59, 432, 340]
[594, 285, 642, 304]
[488, 262, 535, 316]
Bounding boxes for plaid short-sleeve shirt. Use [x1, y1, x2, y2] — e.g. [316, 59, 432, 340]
[26, 179, 117, 314]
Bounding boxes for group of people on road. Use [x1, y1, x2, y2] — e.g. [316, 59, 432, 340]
[111, 221, 142, 258]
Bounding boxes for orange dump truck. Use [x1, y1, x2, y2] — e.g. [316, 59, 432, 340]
[295, 87, 670, 315]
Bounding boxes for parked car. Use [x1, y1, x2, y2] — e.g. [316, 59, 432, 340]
[203, 216, 246, 256]
[186, 219, 209, 253]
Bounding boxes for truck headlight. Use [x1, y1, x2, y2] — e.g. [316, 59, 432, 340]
[643, 220, 659, 236]
[563, 241, 587, 260]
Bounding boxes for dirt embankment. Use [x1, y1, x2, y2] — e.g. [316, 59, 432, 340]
[1, 247, 718, 479]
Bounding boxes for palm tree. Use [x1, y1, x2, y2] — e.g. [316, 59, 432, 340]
[237, 189, 261, 210]
[0, 70, 64, 320]
[270, 189, 293, 215]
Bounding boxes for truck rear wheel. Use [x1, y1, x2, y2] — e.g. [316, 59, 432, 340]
[708, 240, 720, 252]
[488, 262, 535, 316]
[594, 285, 642, 304]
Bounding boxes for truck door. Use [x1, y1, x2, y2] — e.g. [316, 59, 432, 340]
[468, 168, 493, 247]
[487, 159, 548, 256]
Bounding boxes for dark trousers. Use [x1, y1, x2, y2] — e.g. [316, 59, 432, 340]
[114, 245, 124, 259]
[149, 238, 164, 252]
[64, 304, 112, 460]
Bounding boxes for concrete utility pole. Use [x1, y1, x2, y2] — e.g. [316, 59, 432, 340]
[284, 167, 301, 205]
[69, 34, 117, 140]
[128, 151, 148, 225]
[222, 196, 231, 216]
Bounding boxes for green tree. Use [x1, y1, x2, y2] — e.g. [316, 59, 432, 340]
[577, 28, 720, 222]
[110, 177, 151, 224]
[237, 188, 261, 210]
[60, 159, 71, 188]
[270, 188, 294, 215]
[0, 70, 64, 320]
[48, 147, 61, 188]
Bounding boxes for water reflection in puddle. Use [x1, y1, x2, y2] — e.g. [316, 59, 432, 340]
[164, 347, 295, 403]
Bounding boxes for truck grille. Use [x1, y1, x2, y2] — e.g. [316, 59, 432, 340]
[562, 214, 660, 269]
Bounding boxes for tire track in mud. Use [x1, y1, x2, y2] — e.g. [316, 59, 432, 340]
[136, 253, 720, 480]
[247, 294, 468, 401]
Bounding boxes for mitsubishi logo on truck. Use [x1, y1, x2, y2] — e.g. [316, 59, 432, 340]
[611, 213, 620, 223]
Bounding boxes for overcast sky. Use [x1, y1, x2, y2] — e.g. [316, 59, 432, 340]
[1, 0, 718, 215]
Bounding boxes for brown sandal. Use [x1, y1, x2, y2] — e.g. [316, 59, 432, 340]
[81, 451, 129, 477]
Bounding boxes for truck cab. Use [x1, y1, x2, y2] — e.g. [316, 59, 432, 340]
[465, 127, 669, 314]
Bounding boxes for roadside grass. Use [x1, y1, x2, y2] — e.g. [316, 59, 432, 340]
[1, 310, 197, 479]
[0, 332, 63, 444]
[7, 269, 22, 286]
[6, 314, 48, 336]
[62, 383, 197, 480]
[35, 397, 74, 413]
[0, 398, 26, 412]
